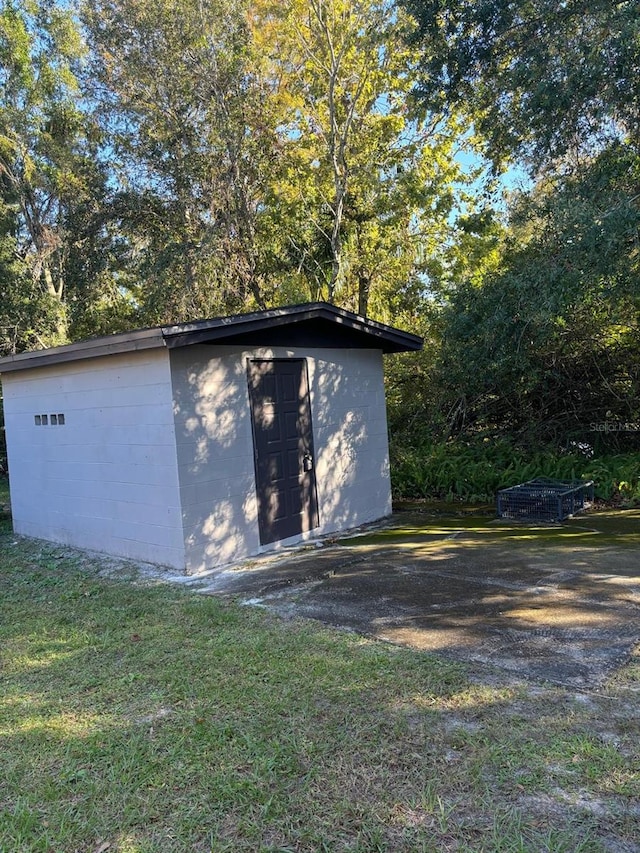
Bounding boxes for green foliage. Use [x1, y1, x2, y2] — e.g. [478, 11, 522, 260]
[390, 2, 640, 500]
[388, 144, 640, 453]
[83, 0, 275, 322]
[0, 0, 119, 353]
[78, 0, 475, 323]
[404, 0, 640, 167]
[253, 0, 472, 317]
[0, 0, 506, 342]
[390, 439, 640, 504]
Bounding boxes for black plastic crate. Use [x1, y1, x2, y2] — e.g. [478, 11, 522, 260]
[497, 477, 594, 522]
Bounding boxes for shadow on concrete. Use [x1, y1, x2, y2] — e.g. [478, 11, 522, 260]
[194, 508, 640, 690]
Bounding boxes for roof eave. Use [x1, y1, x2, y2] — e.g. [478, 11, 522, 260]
[161, 302, 422, 353]
[0, 328, 165, 374]
[0, 303, 422, 374]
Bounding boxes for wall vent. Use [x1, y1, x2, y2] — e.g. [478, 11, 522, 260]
[34, 413, 65, 426]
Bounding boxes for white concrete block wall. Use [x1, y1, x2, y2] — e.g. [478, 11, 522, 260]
[3, 341, 392, 575]
[308, 349, 392, 533]
[170, 345, 391, 572]
[169, 346, 260, 573]
[2, 349, 185, 568]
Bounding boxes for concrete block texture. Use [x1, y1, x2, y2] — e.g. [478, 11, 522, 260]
[169, 346, 260, 573]
[3, 343, 392, 574]
[170, 345, 392, 573]
[3, 350, 186, 569]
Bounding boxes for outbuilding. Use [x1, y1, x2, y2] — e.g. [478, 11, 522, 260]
[0, 302, 421, 573]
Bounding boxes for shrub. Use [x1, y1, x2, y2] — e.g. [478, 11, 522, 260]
[390, 438, 640, 504]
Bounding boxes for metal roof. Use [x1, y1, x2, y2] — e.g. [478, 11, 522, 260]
[0, 302, 422, 374]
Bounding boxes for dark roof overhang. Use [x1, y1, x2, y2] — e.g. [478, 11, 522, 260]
[0, 302, 422, 374]
[162, 302, 422, 353]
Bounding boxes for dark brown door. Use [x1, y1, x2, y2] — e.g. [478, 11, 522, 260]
[248, 359, 319, 545]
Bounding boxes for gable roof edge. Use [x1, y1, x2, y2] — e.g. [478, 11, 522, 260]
[160, 302, 422, 353]
[0, 303, 422, 374]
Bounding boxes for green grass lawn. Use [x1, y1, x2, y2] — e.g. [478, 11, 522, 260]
[1, 488, 638, 852]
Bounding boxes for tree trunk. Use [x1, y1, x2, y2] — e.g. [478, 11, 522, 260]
[357, 271, 370, 317]
[42, 263, 68, 343]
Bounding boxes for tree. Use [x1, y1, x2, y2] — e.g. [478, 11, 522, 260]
[403, 0, 640, 170]
[433, 145, 640, 449]
[83, 0, 295, 323]
[395, 0, 640, 457]
[0, 178, 37, 354]
[0, 0, 102, 348]
[253, 0, 470, 317]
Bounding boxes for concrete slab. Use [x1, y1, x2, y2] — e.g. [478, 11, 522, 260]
[197, 510, 640, 689]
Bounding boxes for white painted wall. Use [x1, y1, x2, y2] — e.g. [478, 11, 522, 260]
[309, 348, 392, 534]
[2, 342, 392, 575]
[169, 346, 259, 573]
[2, 349, 185, 568]
[170, 345, 391, 573]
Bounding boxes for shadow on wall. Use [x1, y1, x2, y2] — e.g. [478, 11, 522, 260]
[171, 347, 257, 571]
[171, 346, 389, 573]
[312, 353, 390, 531]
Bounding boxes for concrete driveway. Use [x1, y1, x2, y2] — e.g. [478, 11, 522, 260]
[193, 509, 640, 689]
